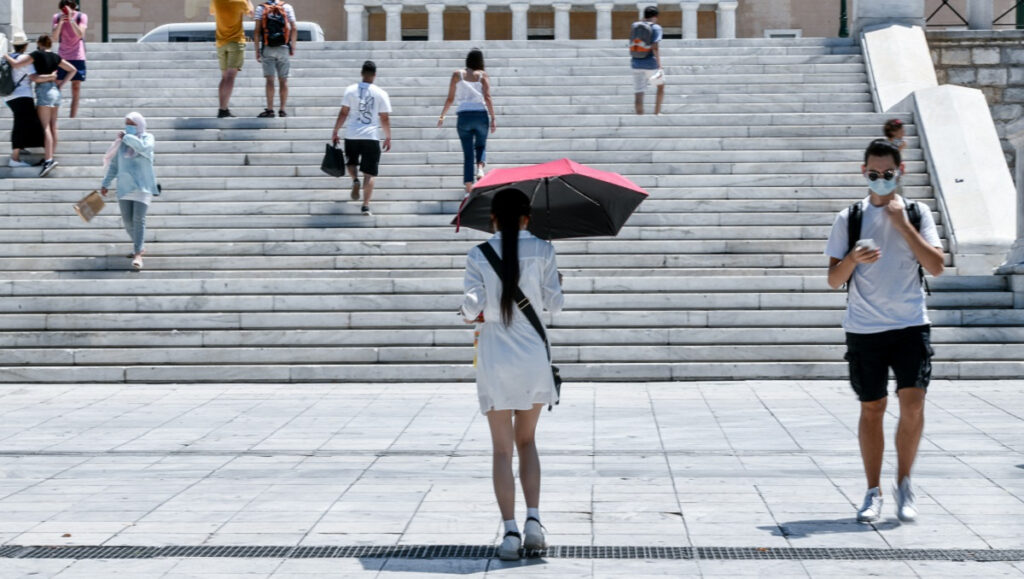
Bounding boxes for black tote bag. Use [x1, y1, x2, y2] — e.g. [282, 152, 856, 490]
[320, 143, 346, 177]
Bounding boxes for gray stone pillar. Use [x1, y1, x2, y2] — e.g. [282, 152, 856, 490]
[345, 3, 365, 42]
[967, 0, 994, 30]
[681, 0, 699, 40]
[511, 3, 529, 41]
[383, 3, 403, 42]
[998, 117, 1024, 286]
[851, 0, 925, 38]
[554, 3, 572, 40]
[595, 2, 614, 40]
[0, 0, 23, 41]
[469, 3, 488, 41]
[426, 3, 445, 42]
[717, 0, 738, 39]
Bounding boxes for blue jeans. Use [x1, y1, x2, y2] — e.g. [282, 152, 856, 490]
[457, 110, 489, 185]
[118, 200, 148, 254]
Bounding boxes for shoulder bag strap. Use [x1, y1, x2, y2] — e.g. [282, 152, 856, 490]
[477, 242, 551, 361]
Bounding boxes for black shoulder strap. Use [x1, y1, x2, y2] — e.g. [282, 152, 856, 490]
[905, 201, 930, 295]
[847, 201, 862, 255]
[477, 242, 551, 362]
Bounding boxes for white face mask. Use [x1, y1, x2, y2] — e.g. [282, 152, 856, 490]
[864, 170, 900, 196]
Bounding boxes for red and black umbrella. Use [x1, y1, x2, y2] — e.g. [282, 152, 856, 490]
[452, 158, 649, 240]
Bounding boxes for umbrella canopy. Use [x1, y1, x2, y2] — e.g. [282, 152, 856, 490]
[452, 158, 649, 240]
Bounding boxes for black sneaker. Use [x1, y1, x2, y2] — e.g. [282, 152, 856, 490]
[257, 108, 275, 118]
[277, 109, 288, 117]
[361, 205, 373, 217]
[38, 159, 58, 177]
[217, 109, 235, 118]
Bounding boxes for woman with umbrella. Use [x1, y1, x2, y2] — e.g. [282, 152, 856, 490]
[460, 187, 563, 560]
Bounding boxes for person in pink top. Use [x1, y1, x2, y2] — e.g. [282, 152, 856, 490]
[51, 0, 87, 118]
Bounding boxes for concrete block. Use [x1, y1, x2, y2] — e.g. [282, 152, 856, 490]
[977, 67, 1008, 87]
[943, 48, 972, 66]
[1008, 48, 1024, 64]
[1009, 67, 1024, 84]
[972, 47, 1002, 65]
[948, 67, 978, 84]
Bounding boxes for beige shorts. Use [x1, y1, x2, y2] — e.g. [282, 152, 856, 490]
[633, 68, 666, 93]
[261, 45, 291, 78]
[217, 42, 245, 71]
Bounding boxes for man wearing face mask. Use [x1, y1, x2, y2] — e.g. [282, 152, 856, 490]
[825, 139, 944, 525]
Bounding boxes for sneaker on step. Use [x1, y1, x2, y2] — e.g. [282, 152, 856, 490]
[497, 531, 521, 561]
[8, 159, 30, 167]
[856, 487, 883, 523]
[894, 477, 918, 522]
[361, 205, 372, 217]
[476, 165, 485, 180]
[350, 179, 361, 200]
[257, 108, 275, 118]
[217, 109, 235, 119]
[523, 517, 546, 551]
[38, 159, 58, 177]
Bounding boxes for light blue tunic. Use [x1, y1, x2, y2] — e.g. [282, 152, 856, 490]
[101, 133, 158, 205]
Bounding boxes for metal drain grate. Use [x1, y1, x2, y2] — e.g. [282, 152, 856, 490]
[2, 545, 1022, 561]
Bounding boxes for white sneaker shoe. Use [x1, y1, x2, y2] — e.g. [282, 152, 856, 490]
[857, 487, 883, 523]
[7, 159, 30, 168]
[894, 477, 918, 522]
[476, 165, 485, 180]
[497, 531, 521, 561]
[523, 518, 546, 551]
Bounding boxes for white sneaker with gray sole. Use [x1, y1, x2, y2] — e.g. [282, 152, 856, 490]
[894, 477, 918, 522]
[856, 487, 883, 523]
[497, 531, 521, 561]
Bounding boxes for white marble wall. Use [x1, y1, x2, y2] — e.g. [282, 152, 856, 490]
[0, 0, 23, 40]
[342, 0, 739, 42]
[852, 0, 925, 38]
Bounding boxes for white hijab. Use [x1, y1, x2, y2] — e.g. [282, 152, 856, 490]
[103, 111, 147, 168]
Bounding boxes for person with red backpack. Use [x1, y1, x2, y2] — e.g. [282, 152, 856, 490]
[254, 0, 296, 118]
[629, 6, 665, 115]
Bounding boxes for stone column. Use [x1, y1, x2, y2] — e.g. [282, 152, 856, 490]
[681, 0, 699, 40]
[345, 3, 365, 42]
[469, 3, 488, 41]
[851, 0, 925, 38]
[595, 2, 614, 40]
[511, 3, 530, 41]
[998, 117, 1024, 285]
[717, 1, 738, 39]
[383, 3, 403, 42]
[554, 3, 572, 40]
[426, 3, 445, 42]
[0, 0, 22, 41]
[967, 0, 994, 30]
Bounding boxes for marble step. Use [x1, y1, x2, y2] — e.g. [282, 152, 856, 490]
[0, 275, 1001, 296]
[3, 325, 1018, 348]
[1, 360, 1021, 383]
[2, 341, 1022, 367]
[3, 308, 1017, 332]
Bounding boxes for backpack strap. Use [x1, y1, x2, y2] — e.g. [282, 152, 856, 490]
[843, 201, 862, 291]
[476, 242, 551, 362]
[905, 200, 931, 296]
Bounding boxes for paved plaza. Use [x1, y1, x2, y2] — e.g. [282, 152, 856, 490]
[0, 380, 1020, 577]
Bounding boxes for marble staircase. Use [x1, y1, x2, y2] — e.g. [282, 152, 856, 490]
[0, 38, 1019, 383]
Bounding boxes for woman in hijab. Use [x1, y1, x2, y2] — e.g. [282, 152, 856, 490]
[100, 112, 158, 271]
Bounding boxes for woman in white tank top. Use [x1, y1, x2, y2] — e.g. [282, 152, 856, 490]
[437, 49, 496, 193]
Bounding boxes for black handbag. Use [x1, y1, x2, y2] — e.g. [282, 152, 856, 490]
[320, 143, 346, 177]
[477, 243, 561, 410]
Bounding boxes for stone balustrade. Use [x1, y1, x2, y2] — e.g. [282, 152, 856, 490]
[343, 0, 738, 42]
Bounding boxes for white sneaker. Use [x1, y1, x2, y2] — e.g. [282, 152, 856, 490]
[894, 477, 918, 522]
[497, 531, 521, 561]
[7, 159, 30, 168]
[476, 165, 485, 180]
[523, 518, 546, 551]
[856, 487, 883, 523]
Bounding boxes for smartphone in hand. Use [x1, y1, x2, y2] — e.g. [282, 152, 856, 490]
[854, 238, 878, 252]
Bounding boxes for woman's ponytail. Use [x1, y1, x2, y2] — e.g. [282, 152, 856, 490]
[491, 188, 531, 327]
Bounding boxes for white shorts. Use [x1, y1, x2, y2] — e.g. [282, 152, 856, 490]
[633, 69, 665, 93]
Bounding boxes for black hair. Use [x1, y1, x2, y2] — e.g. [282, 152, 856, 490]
[644, 6, 659, 18]
[58, 0, 77, 9]
[465, 49, 485, 72]
[37, 35, 53, 49]
[11, 41, 28, 53]
[864, 139, 901, 166]
[883, 118, 904, 139]
[490, 187, 532, 327]
[361, 60, 376, 75]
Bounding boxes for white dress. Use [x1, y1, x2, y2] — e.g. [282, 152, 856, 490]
[461, 231, 564, 414]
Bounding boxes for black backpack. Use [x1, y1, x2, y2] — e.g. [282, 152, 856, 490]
[629, 21, 655, 59]
[0, 54, 26, 97]
[846, 199, 930, 295]
[262, 1, 291, 47]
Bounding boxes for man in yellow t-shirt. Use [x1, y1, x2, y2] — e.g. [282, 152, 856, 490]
[211, 0, 253, 118]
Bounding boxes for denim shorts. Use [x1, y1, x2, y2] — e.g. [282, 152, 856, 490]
[56, 59, 86, 82]
[35, 82, 61, 107]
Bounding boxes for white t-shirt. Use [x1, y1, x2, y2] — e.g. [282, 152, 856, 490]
[825, 195, 942, 334]
[4, 56, 35, 102]
[341, 82, 392, 141]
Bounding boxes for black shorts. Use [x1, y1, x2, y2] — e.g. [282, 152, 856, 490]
[344, 139, 381, 176]
[844, 325, 934, 403]
[56, 59, 86, 82]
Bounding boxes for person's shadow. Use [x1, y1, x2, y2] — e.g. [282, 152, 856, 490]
[758, 518, 899, 538]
